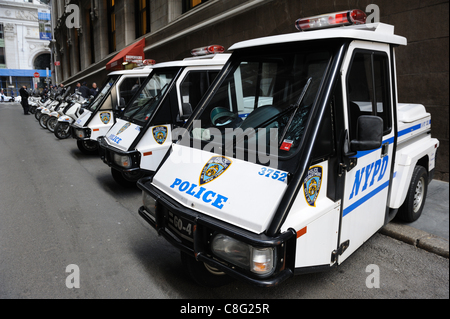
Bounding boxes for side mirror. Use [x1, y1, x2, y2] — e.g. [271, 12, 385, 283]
[350, 115, 383, 152]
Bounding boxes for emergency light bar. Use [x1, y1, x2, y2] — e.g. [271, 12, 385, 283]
[143, 59, 156, 65]
[295, 9, 367, 31]
[191, 45, 225, 56]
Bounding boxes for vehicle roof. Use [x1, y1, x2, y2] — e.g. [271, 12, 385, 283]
[151, 53, 231, 69]
[108, 66, 154, 76]
[229, 23, 407, 51]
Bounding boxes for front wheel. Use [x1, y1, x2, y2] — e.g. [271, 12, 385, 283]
[397, 165, 428, 222]
[77, 140, 99, 155]
[180, 252, 233, 287]
[47, 116, 58, 133]
[111, 168, 145, 187]
[54, 122, 71, 139]
[35, 109, 42, 120]
[39, 114, 49, 129]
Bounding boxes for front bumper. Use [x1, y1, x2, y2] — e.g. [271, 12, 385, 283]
[98, 136, 141, 173]
[137, 176, 297, 287]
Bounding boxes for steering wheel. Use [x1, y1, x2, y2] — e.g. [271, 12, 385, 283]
[210, 107, 238, 127]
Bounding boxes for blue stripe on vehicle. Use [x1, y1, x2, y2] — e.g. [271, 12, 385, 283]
[343, 180, 390, 217]
[352, 123, 424, 159]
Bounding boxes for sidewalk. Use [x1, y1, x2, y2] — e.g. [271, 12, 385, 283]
[380, 180, 449, 258]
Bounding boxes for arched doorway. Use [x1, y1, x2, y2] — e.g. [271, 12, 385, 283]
[34, 53, 51, 70]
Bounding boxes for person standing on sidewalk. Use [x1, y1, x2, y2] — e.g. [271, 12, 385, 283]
[19, 86, 30, 115]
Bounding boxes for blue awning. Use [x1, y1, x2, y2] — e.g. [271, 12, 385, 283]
[0, 69, 51, 77]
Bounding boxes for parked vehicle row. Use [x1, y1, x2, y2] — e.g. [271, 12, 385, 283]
[31, 11, 440, 288]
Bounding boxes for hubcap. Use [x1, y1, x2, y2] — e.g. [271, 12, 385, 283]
[413, 177, 424, 213]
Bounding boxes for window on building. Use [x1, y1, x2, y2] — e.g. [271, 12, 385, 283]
[136, 0, 151, 38]
[0, 24, 4, 39]
[0, 47, 5, 65]
[182, 0, 209, 13]
[107, 0, 116, 53]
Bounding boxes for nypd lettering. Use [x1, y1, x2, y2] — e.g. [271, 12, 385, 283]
[349, 155, 389, 200]
[199, 156, 232, 186]
[170, 178, 229, 210]
[303, 166, 322, 207]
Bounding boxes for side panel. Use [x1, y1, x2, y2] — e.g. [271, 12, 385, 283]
[137, 125, 173, 172]
[281, 161, 341, 268]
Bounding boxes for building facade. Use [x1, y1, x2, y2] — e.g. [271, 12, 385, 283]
[0, 0, 52, 96]
[51, 0, 448, 181]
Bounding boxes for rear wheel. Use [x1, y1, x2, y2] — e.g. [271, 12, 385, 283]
[180, 252, 233, 287]
[397, 165, 428, 222]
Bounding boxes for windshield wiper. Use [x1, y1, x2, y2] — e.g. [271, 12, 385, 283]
[277, 77, 312, 148]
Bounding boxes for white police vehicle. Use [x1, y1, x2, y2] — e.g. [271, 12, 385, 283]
[98, 46, 230, 186]
[71, 67, 153, 154]
[137, 10, 440, 287]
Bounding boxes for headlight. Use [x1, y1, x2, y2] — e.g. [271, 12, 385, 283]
[142, 192, 156, 219]
[211, 234, 275, 276]
[113, 153, 132, 168]
[75, 129, 85, 138]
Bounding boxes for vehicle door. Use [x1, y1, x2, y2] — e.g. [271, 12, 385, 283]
[338, 41, 395, 263]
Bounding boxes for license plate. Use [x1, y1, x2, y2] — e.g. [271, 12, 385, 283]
[167, 211, 194, 242]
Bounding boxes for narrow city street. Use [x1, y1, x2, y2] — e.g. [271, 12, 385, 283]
[0, 102, 448, 300]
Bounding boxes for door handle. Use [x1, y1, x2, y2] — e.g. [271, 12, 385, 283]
[381, 142, 389, 157]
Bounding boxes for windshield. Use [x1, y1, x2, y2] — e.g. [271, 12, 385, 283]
[122, 68, 179, 124]
[187, 47, 332, 167]
[85, 75, 119, 112]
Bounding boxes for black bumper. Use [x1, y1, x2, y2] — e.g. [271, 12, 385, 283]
[98, 136, 141, 173]
[137, 176, 297, 287]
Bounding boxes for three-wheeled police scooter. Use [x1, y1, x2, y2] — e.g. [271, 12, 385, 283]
[98, 47, 230, 186]
[137, 10, 440, 287]
[71, 67, 153, 154]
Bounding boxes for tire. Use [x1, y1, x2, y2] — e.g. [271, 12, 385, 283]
[111, 168, 144, 187]
[77, 140, 99, 155]
[180, 252, 233, 287]
[35, 109, 42, 120]
[54, 122, 71, 139]
[47, 116, 58, 132]
[39, 114, 49, 129]
[397, 165, 428, 222]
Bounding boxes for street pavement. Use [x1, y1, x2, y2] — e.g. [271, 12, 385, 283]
[380, 180, 449, 258]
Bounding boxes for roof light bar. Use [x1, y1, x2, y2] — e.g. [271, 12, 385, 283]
[142, 59, 156, 65]
[295, 9, 367, 31]
[191, 45, 225, 56]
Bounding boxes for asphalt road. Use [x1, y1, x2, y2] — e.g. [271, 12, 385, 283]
[0, 102, 448, 300]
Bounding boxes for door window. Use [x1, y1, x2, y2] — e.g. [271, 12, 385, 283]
[346, 51, 391, 140]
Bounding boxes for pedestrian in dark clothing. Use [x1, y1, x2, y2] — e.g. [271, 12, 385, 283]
[19, 86, 30, 115]
[78, 82, 90, 99]
[90, 82, 99, 97]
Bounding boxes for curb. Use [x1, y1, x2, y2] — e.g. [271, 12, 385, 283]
[380, 222, 449, 258]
